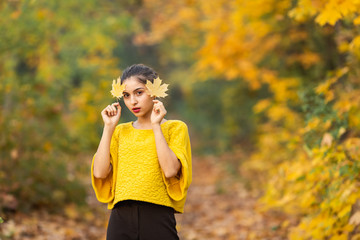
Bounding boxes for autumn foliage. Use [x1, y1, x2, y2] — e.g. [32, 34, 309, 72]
[2, 0, 360, 239]
[135, 0, 360, 238]
[0, 0, 123, 212]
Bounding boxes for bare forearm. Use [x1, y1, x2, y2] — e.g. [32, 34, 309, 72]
[93, 125, 115, 178]
[152, 124, 181, 178]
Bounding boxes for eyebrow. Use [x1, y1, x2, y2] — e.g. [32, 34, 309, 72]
[123, 87, 145, 94]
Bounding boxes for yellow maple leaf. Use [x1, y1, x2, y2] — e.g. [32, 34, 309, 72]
[338, 0, 357, 16]
[145, 77, 169, 98]
[354, 16, 360, 25]
[110, 77, 125, 99]
[315, 7, 341, 26]
[350, 35, 360, 49]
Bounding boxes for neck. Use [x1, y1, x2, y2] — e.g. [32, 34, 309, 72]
[134, 116, 167, 129]
[133, 114, 152, 129]
[136, 116, 151, 126]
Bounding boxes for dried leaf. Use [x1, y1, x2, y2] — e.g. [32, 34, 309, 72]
[110, 77, 125, 99]
[350, 211, 360, 225]
[321, 133, 333, 147]
[145, 77, 169, 98]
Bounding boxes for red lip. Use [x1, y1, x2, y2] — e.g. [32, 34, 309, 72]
[132, 107, 140, 113]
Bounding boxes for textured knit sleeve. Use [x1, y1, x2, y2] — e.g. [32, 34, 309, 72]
[91, 126, 119, 203]
[162, 121, 192, 201]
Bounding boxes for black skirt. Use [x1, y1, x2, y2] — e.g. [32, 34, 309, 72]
[106, 200, 179, 240]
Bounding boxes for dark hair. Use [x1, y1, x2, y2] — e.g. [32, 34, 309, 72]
[120, 64, 158, 84]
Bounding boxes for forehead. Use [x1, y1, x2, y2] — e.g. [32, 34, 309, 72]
[123, 76, 145, 91]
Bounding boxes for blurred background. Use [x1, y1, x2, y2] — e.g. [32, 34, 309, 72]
[1, 0, 360, 239]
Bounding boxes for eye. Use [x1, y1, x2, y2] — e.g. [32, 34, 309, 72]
[123, 93, 129, 98]
[136, 91, 143, 95]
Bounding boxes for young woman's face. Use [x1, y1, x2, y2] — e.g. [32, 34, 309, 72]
[122, 76, 154, 118]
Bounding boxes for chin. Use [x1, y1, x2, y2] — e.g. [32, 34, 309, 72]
[132, 111, 144, 117]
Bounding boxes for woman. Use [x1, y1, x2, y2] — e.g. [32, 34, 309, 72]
[91, 64, 192, 240]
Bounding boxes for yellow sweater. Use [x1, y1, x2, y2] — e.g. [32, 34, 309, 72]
[91, 120, 192, 213]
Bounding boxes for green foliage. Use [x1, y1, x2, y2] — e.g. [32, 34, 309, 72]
[126, 0, 360, 238]
[299, 89, 348, 148]
[172, 79, 258, 154]
[0, 0, 132, 212]
[4, 5, 360, 240]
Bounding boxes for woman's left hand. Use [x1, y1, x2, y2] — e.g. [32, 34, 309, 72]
[151, 100, 167, 125]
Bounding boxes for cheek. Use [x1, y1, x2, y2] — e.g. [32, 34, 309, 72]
[144, 99, 154, 110]
[141, 94, 153, 104]
[123, 99, 131, 108]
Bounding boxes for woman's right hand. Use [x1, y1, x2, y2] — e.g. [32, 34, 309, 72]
[101, 102, 121, 128]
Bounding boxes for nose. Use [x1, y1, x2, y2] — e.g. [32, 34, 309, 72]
[130, 94, 138, 105]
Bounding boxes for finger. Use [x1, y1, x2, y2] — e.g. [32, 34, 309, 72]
[115, 108, 121, 116]
[110, 105, 117, 114]
[115, 104, 121, 116]
[112, 102, 120, 108]
[156, 102, 164, 110]
[113, 102, 121, 111]
[106, 105, 115, 116]
[101, 107, 107, 114]
[105, 108, 112, 116]
[153, 103, 159, 111]
[104, 105, 111, 112]
[153, 101, 163, 108]
[103, 108, 110, 117]
[153, 101, 164, 110]
[101, 109, 108, 117]
[110, 102, 120, 116]
[159, 104, 166, 112]
[111, 104, 119, 115]
[155, 106, 163, 114]
[103, 105, 110, 111]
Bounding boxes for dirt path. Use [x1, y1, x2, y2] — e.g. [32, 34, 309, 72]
[176, 155, 288, 240]
[1, 155, 289, 240]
